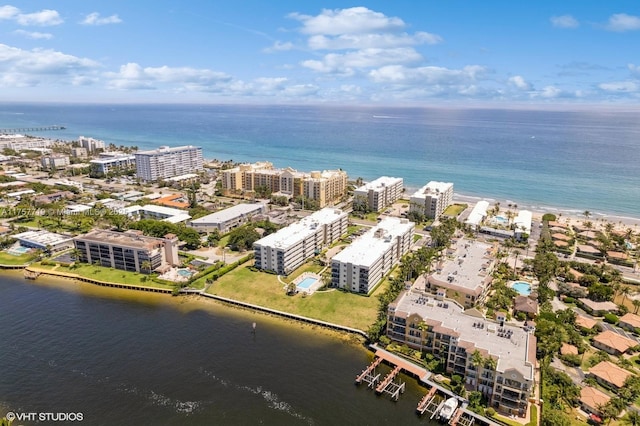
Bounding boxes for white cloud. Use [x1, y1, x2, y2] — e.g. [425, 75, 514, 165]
[0, 44, 99, 88]
[308, 31, 441, 51]
[263, 41, 294, 53]
[16, 9, 63, 26]
[0, 5, 19, 20]
[368, 64, 486, 85]
[302, 47, 422, 75]
[629, 64, 640, 76]
[508, 75, 531, 90]
[550, 15, 579, 29]
[605, 13, 640, 32]
[81, 12, 122, 26]
[13, 29, 53, 40]
[0, 5, 63, 26]
[599, 81, 639, 92]
[106, 63, 232, 91]
[290, 7, 405, 35]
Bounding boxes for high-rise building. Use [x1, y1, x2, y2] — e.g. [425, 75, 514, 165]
[353, 176, 404, 212]
[253, 208, 348, 275]
[409, 181, 454, 219]
[78, 136, 105, 153]
[331, 217, 414, 294]
[134, 145, 203, 182]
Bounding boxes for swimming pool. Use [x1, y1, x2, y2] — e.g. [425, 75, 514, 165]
[7, 246, 31, 256]
[511, 281, 532, 296]
[492, 215, 508, 224]
[177, 269, 193, 278]
[297, 277, 318, 290]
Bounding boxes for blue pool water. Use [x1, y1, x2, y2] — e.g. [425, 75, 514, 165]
[177, 269, 193, 277]
[8, 246, 31, 255]
[297, 277, 318, 290]
[511, 281, 532, 296]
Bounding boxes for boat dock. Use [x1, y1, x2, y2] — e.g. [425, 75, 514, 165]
[356, 345, 502, 426]
[355, 357, 382, 388]
[375, 365, 405, 400]
[416, 386, 438, 415]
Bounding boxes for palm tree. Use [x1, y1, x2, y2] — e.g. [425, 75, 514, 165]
[140, 260, 152, 274]
[622, 410, 640, 426]
[418, 321, 429, 352]
[513, 249, 522, 275]
[470, 350, 484, 392]
[632, 299, 640, 314]
[583, 210, 591, 221]
[70, 248, 82, 262]
[621, 286, 632, 305]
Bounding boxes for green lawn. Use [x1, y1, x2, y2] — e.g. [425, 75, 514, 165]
[206, 264, 385, 330]
[443, 203, 468, 217]
[0, 251, 37, 265]
[31, 262, 174, 290]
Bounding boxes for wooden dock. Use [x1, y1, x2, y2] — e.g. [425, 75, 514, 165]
[355, 357, 382, 388]
[375, 365, 405, 400]
[0, 125, 66, 134]
[416, 386, 438, 415]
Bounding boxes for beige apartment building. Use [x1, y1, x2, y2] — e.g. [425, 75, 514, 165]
[387, 291, 536, 417]
[409, 181, 454, 219]
[221, 161, 348, 208]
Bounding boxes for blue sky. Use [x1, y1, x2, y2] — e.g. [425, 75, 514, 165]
[1, 1, 640, 105]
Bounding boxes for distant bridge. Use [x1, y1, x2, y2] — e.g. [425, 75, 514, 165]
[0, 125, 66, 134]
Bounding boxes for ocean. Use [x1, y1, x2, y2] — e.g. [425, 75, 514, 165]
[0, 274, 429, 425]
[0, 103, 639, 220]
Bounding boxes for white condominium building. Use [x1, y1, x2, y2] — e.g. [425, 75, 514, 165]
[89, 155, 136, 176]
[221, 161, 348, 208]
[353, 176, 404, 212]
[189, 203, 266, 234]
[135, 145, 203, 182]
[253, 208, 348, 275]
[78, 136, 105, 153]
[387, 291, 536, 417]
[331, 217, 414, 294]
[409, 181, 454, 219]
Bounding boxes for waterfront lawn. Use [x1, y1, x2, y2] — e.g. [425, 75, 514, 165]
[0, 251, 37, 265]
[31, 262, 175, 290]
[443, 203, 467, 217]
[207, 265, 384, 331]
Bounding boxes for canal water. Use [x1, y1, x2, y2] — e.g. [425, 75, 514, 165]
[0, 273, 434, 425]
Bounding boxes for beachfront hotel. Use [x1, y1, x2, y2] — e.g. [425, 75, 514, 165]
[387, 291, 537, 416]
[253, 208, 348, 275]
[189, 203, 267, 234]
[331, 217, 414, 294]
[221, 161, 348, 208]
[409, 181, 454, 219]
[353, 176, 404, 212]
[134, 145, 203, 182]
[424, 238, 497, 308]
[73, 230, 180, 273]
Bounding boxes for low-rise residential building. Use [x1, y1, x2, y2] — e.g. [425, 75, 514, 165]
[592, 330, 638, 355]
[514, 296, 538, 319]
[409, 181, 453, 219]
[513, 210, 532, 240]
[589, 360, 632, 390]
[578, 298, 618, 316]
[71, 147, 88, 158]
[580, 386, 611, 417]
[189, 203, 266, 234]
[619, 313, 640, 332]
[353, 176, 404, 212]
[73, 230, 180, 273]
[41, 155, 70, 170]
[122, 204, 191, 224]
[575, 314, 600, 332]
[14, 230, 73, 252]
[331, 217, 414, 294]
[386, 291, 536, 417]
[425, 238, 497, 308]
[254, 208, 348, 275]
[465, 201, 490, 230]
[89, 155, 136, 176]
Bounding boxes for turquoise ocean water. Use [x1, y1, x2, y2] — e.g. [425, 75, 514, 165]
[1, 103, 639, 219]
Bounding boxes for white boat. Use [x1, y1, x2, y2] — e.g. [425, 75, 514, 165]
[438, 397, 458, 422]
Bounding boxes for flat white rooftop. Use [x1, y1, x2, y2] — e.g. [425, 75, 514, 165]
[392, 291, 535, 379]
[136, 145, 201, 155]
[355, 176, 403, 192]
[123, 204, 191, 223]
[430, 238, 494, 293]
[14, 230, 72, 246]
[332, 217, 413, 266]
[190, 203, 266, 225]
[411, 181, 453, 199]
[255, 208, 346, 250]
[465, 200, 490, 227]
